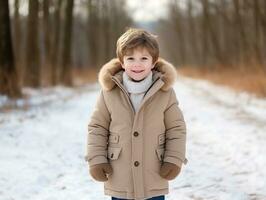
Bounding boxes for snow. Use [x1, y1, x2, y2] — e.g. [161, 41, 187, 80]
[0, 77, 266, 200]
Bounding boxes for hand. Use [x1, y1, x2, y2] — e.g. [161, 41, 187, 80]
[159, 162, 181, 180]
[89, 163, 113, 182]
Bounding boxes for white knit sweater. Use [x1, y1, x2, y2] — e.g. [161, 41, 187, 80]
[122, 72, 153, 112]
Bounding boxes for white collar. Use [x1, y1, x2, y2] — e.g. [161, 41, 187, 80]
[122, 71, 153, 94]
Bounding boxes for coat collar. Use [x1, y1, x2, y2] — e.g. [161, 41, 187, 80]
[98, 58, 177, 91]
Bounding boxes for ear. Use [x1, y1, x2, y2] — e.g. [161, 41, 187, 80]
[120, 62, 125, 69]
[151, 60, 158, 69]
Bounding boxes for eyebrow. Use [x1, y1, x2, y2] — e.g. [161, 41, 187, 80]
[125, 54, 150, 57]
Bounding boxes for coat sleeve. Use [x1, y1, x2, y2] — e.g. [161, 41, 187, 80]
[85, 90, 111, 167]
[163, 88, 187, 168]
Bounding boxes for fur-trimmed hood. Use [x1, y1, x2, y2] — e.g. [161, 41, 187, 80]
[98, 58, 177, 91]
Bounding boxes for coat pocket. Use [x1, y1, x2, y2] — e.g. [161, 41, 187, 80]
[156, 148, 165, 162]
[107, 147, 122, 160]
[108, 134, 120, 144]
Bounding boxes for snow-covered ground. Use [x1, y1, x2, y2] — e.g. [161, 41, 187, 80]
[0, 77, 266, 200]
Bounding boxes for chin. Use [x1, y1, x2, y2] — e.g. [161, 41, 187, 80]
[129, 74, 142, 81]
[132, 77, 145, 82]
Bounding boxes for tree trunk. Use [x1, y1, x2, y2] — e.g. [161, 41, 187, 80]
[253, 0, 262, 65]
[201, 0, 210, 65]
[172, 0, 186, 65]
[24, 0, 40, 87]
[260, 0, 266, 68]
[233, 0, 248, 64]
[187, 0, 199, 65]
[60, 0, 74, 86]
[200, 0, 223, 66]
[13, 0, 21, 65]
[87, 0, 100, 67]
[102, 0, 111, 63]
[43, 0, 51, 83]
[50, 0, 62, 85]
[0, 0, 21, 97]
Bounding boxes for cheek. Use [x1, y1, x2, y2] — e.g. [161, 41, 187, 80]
[122, 63, 129, 70]
[124, 66, 133, 74]
[145, 63, 153, 70]
[124, 64, 134, 70]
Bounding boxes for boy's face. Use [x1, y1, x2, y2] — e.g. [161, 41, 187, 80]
[121, 47, 155, 81]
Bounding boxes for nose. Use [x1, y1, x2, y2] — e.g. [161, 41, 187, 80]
[132, 60, 142, 68]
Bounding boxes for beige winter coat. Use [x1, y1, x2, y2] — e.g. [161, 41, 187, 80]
[86, 58, 187, 200]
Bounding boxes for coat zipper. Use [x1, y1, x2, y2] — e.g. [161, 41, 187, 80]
[111, 77, 135, 115]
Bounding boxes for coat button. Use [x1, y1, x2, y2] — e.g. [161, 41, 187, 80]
[134, 161, 140, 167]
[133, 131, 139, 137]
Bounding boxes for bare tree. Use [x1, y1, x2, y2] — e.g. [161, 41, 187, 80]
[13, 0, 21, 65]
[59, 0, 74, 86]
[158, 0, 266, 69]
[187, 0, 200, 65]
[87, 0, 132, 68]
[233, 0, 249, 64]
[24, 0, 40, 87]
[0, 0, 21, 97]
[50, 0, 62, 85]
[43, 0, 51, 77]
[170, 0, 187, 64]
[87, 0, 102, 67]
[253, 0, 262, 64]
[260, 0, 266, 68]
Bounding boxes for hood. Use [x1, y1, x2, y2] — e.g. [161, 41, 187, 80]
[98, 58, 177, 91]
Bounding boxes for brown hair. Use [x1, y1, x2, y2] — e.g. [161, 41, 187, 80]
[116, 28, 159, 64]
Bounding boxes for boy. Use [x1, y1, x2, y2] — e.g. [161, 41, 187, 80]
[85, 28, 187, 200]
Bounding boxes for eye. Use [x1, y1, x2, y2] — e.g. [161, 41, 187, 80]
[142, 57, 148, 60]
[127, 57, 134, 60]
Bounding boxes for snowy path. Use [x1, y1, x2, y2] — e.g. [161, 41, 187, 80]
[0, 77, 266, 200]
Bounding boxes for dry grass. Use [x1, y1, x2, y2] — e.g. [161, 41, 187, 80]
[39, 65, 99, 87]
[72, 68, 99, 86]
[179, 66, 266, 98]
[73, 66, 266, 98]
[13, 63, 266, 98]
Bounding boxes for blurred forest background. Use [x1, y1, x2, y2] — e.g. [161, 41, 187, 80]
[0, 0, 266, 98]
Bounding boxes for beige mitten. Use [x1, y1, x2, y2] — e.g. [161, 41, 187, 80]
[89, 163, 113, 182]
[159, 162, 181, 180]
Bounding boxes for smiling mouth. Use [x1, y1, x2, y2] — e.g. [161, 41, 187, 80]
[132, 70, 144, 73]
